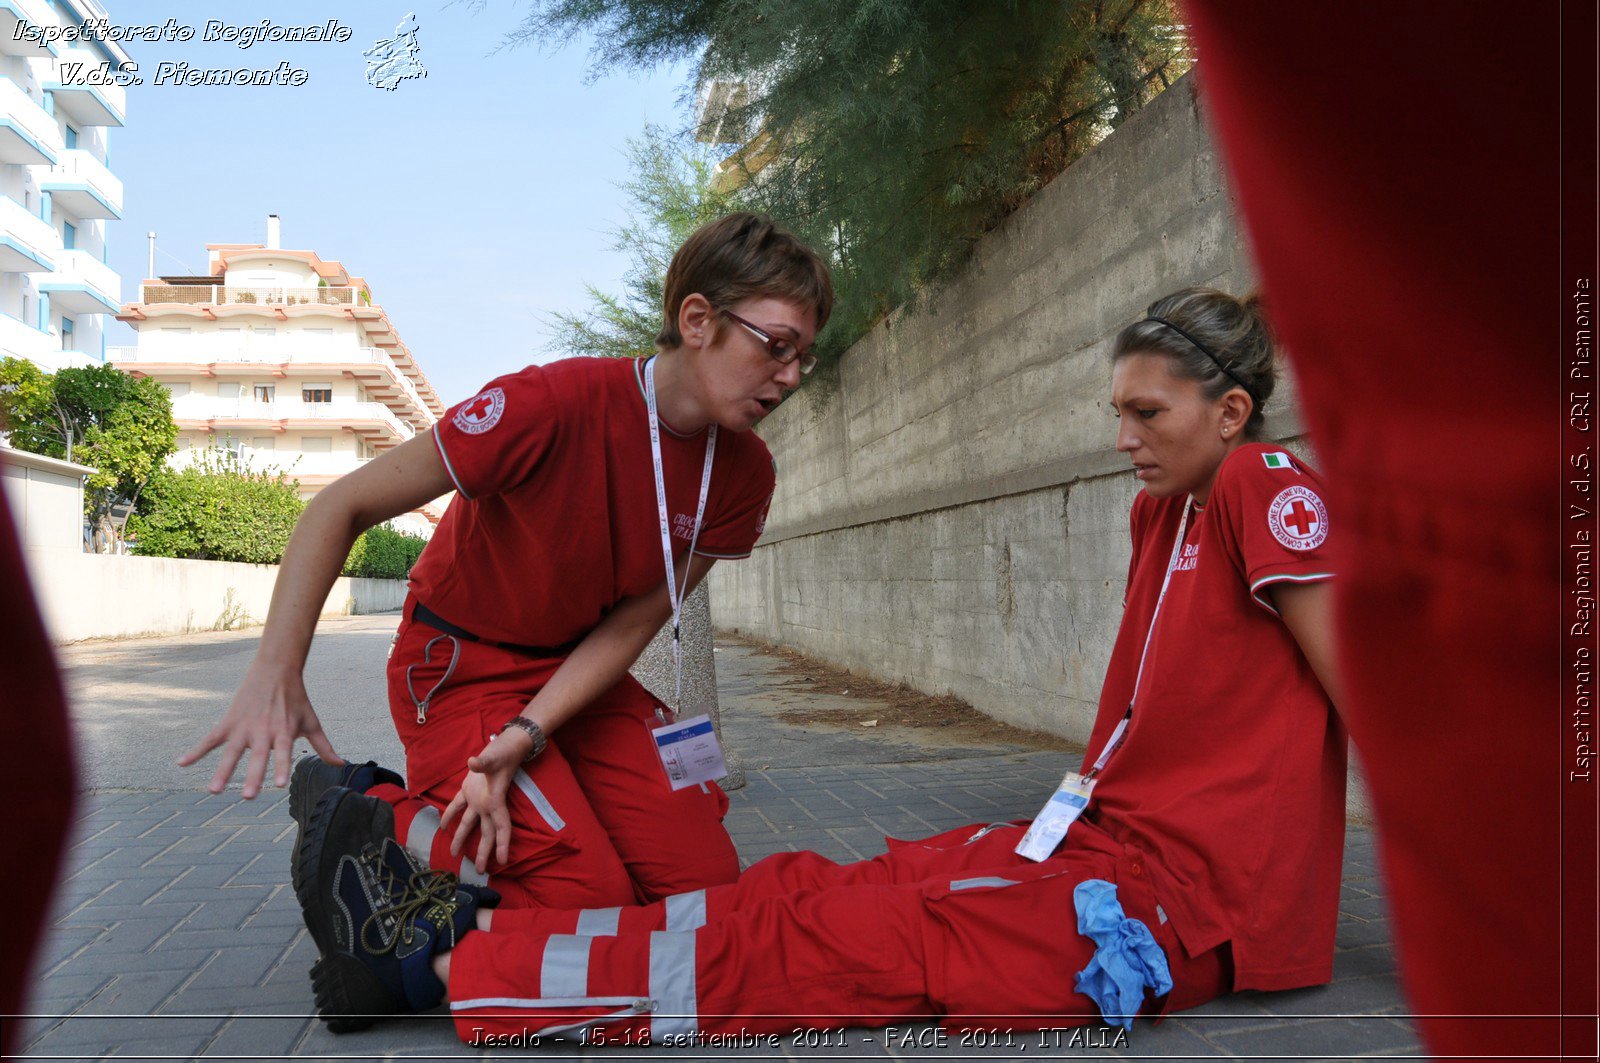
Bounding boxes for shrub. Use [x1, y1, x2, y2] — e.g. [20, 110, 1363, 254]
[129, 449, 304, 564]
[342, 523, 428, 580]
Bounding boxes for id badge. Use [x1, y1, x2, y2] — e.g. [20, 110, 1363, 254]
[651, 713, 728, 791]
[1013, 772, 1096, 862]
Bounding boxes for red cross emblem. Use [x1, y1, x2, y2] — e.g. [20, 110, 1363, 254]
[452, 387, 505, 435]
[1283, 500, 1319, 536]
[1267, 485, 1329, 551]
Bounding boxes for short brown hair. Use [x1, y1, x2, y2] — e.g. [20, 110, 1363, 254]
[1112, 288, 1278, 439]
[656, 213, 834, 350]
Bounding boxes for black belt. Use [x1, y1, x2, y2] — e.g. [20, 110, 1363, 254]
[413, 602, 580, 658]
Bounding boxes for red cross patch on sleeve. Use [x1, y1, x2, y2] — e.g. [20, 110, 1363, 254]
[452, 387, 506, 435]
[1267, 485, 1329, 550]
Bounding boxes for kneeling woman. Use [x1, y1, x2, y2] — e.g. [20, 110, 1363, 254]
[296, 287, 1346, 1037]
[182, 214, 834, 912]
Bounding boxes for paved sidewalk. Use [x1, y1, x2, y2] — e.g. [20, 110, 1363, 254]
[16, 616, 1420, 1060]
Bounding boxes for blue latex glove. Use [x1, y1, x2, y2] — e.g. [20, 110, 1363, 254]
[1072, 879, 1174, 1030]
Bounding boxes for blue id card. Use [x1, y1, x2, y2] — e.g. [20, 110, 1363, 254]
[651, 713, 728, 790]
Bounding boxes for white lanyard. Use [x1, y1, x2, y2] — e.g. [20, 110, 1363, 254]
[1085, 497, 1193, 780]
[644, 356, 717, 715]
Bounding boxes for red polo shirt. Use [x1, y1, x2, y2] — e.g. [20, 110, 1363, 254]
[410, 356, 776, 646]
[1082, 443, 1345, 992]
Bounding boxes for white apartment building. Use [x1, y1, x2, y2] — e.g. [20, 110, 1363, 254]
[109, 220, 448, 536]
[0, 0, 125, 371]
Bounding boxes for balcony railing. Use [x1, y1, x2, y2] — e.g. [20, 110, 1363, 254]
[0, 310, 51, 360]
[171, 397, 415, 440]
[117, 343, 396, 366]
[0, 0, 59, 58]
[108, 344, 436, 419]
[48, 47, 128, 124]
[140, 284, 367, 307]
[44, 147, 124, 215]
[43, 248, 121, 308]
[0, 194, 60, 260]
[0, 76, 62, 162]
[170, 448, 367, 478]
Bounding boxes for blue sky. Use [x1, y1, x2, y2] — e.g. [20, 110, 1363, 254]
[105, 2, 694, 402]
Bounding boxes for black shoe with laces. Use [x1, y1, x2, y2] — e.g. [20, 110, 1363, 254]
[288, 755, 404, 867]
[295, 789, 498, 1032]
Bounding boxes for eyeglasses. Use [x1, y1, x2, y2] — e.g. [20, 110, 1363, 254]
[717, 307, 818, 375]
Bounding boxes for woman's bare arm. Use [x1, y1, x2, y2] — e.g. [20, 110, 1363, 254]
[1269, 580, 1345, 709]
[177, 430, 457, 798]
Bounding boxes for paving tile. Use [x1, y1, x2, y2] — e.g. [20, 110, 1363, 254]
[1207, 1015, 1420, 1057]
[1332, 944, 1398, 982]
[195, 1014, 318, 1058]
[76, 964, 215, 1015]
[1335, 915, 1395, 950]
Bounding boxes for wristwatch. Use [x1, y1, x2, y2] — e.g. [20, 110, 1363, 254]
[500, 716, 548, 763]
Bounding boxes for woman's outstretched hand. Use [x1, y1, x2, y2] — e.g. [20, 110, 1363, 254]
[177, 662, 339, 798]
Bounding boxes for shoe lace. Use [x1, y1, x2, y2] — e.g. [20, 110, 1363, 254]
[359, 852, 462, 956]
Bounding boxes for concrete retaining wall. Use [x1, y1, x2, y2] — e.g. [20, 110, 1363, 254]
[709, 76, 1311, 748]
[25, 549, 407, 643]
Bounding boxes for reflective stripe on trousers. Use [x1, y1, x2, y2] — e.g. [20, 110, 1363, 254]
[404, 804, 489, 885]
[513, 770, 567, 831]
[450, 928, 700, 1040]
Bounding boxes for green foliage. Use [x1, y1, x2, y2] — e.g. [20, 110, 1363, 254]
[1, 358, 178, 550]
[342, 523, 428, 580]
[547, 123, 740, 359]
[0, 357, 55, 451]
[128, 448, 304, 564]
[506, 0, 1188, 362]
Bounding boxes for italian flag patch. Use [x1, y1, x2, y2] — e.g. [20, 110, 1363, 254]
[1263, 451, 1294, 470]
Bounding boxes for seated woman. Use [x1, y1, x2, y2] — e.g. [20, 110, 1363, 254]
[293, 287, 1347, 1039]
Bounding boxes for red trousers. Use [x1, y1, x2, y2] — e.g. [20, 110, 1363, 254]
[446, 821, 1230, 1043]
[374, 598, 737, 908]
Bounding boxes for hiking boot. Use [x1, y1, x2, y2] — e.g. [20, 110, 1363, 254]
[292, 783, 397, 957]
[296, 793, 498, 1032]
[289, 755, 404, 867]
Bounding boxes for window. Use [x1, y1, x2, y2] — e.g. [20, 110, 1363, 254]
[250, 436, 276, 452]
[166, 382, 190, 398]
[59, 316, 74, 350]
[253, 384, 275, 403]
[302, 383, 333, 403]
[64, 124, 78, 150]
[301, 436, 332, 453]
[160, 327, 190, 356]
[62, 221, 75, 250]
[218, 382, 240, 399]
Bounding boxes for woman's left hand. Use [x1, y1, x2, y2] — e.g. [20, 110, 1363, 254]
[441, 731, 530, 871]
